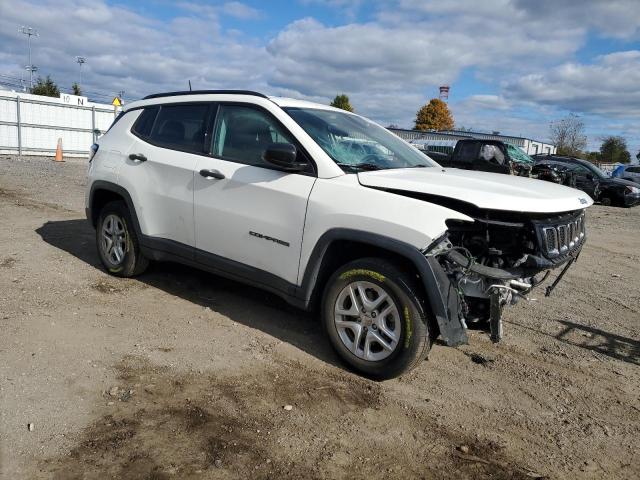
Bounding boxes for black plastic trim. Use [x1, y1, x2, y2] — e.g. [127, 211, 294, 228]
[143, 90, 269, 100]
[87, 181, 144, 238]
[141, 236, 302, 307]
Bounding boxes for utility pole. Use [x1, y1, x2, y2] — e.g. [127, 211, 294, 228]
[20, 26, 38, 90]
[76, 56, 86, 87]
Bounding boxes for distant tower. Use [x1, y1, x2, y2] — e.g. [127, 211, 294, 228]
[439, 85, 450, 101]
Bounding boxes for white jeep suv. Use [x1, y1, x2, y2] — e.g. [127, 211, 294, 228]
[86, 90, 592, 379]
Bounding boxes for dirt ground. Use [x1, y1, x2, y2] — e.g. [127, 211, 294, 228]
[1, 154, 638, 480]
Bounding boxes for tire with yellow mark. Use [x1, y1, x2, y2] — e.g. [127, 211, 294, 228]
[96, 200, 149, 278]
[321, 257, 432, 380]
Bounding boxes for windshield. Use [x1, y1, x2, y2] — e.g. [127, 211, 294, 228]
[284, 107, 438, 171]
[505, 144, 534, 164]
[583, 162, 607, 179]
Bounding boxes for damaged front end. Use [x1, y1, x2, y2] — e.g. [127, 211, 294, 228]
[424, 208, 587, 343]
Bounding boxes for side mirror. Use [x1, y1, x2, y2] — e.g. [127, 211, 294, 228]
[586, 173, 594, 181]
[263, 143, 306, 171]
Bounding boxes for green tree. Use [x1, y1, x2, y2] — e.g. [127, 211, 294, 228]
[330, 94, 354, 112]
[415, 98, 454, 131]
[31, 76, 60, 98]
[71, 82, 82, 96]
[599, 136, 631, 164]
[549, 114, 587, 156]
[584, 151, 602, 164]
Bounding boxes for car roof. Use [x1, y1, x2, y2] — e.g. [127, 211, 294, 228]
[125, 90, 344, 114]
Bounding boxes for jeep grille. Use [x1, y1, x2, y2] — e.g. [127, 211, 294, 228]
[540, 212, 585, 258]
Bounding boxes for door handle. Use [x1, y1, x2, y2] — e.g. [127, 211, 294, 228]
[199, 169, 225, 180]
[129, 153, 147, 162]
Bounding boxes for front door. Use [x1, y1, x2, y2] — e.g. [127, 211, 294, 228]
[193, 104, 316, 286]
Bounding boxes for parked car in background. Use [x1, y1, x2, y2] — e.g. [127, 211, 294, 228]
[533, 155, 640, 207]
[612, 164, 640, 183]
[414, 139, 534, 176]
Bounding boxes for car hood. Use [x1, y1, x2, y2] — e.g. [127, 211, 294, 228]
[358, 167, 593, 213]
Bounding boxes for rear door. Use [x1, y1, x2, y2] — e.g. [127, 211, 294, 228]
[193, 103, 316, 286]
[119, 103, 212, 250]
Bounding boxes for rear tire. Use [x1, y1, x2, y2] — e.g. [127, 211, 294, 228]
[600, 196, 612, 207]
[96, 200, 149, 277]
[321, 258, 432, 380]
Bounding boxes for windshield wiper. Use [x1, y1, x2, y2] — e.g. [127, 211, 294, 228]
[407, 164, 430, 168]
[336, 162, 382, 171]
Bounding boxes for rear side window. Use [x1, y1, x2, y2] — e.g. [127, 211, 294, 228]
[148, 104, 210, 154]
[131, 106, 159, 139]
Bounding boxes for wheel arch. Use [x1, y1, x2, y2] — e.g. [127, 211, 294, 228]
[298, 229, 468, 346]
[87, 181, 143, 238]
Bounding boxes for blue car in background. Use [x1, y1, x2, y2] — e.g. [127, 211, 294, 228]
[612, 164, 640, 183]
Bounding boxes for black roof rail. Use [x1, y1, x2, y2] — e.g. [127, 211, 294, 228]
[142, 89, 268, 100]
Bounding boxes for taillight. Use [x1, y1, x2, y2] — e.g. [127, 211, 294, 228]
[89, 143, 99, 162]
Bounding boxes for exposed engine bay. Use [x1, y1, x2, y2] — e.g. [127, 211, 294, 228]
[424, 205, 586, 342]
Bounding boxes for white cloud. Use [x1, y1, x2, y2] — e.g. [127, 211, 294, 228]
[504, 51, 640, 116]
[459, 95, 511, 111]
[221, 2, 263, 20]
[0, 0, 269, 101]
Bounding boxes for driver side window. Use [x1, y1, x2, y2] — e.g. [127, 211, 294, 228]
[212, 105, 295, 167]
[571, 165, 592, 178]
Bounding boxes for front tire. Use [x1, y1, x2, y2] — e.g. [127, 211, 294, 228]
[96, 200, 149, 277]
[321, 258, 432, 380]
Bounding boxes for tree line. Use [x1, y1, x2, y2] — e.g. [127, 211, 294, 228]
[25, 75, 82, 97]
[549, 114, 635, 164]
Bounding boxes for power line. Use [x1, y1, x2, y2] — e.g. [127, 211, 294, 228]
[0, 71, 130, 104]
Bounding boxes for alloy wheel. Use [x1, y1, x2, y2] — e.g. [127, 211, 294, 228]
[334, 281, 401, 362]
[100, 214, 127, 265]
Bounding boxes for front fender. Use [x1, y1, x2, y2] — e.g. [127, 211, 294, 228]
[297, 228, 468, 346]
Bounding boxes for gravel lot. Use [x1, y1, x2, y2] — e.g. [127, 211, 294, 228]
[1, 154, 638, 479]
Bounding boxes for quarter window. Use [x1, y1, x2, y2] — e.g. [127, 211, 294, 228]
[131, 106, 158, 139]
[148, 104, 210, 153]
[212, 105, 296, 167]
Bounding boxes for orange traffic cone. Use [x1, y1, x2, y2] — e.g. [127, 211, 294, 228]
[54, 138, 64, 162]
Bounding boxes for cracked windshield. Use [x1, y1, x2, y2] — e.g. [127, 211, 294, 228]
[285, 107, 437, 172]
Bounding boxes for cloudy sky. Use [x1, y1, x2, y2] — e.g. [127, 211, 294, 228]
[1, 0, 639, 154]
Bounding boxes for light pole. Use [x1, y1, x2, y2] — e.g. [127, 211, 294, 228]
[76, 56, 86, 87]
[20, 26, 38, 90]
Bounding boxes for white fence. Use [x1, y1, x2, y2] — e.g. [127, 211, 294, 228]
[0, 90, 119, 157]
